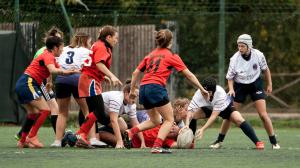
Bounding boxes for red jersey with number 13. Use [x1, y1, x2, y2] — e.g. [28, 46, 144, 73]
[137, 48, 187, 86]
[81, 40, 112, 82]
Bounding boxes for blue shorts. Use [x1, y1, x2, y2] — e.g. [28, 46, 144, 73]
[15, 74, 43, 104]
[139, 84, 169, 109]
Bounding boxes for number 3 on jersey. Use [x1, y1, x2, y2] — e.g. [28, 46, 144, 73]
[65, 51, 74, 64]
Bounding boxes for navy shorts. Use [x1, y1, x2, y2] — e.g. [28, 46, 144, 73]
[139, 84, 169, 110]
[15, 74, 43, 104]
[55, 83, 79, 99]
[233, 77, 266, 103]
[201, 102, 236, 120]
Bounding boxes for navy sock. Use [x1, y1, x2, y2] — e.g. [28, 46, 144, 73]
[240, 121, 259, 144]
[50, 115, 58, 133]
[217, 133, 226, 142]
[269, 135, 277, 145]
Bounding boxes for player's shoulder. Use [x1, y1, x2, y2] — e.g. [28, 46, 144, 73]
[252, 48, 264, 57]
[230, 51, 240, 61]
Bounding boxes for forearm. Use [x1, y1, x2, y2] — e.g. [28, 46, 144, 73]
[264, 68, 272, 86]
[183, 69, 206, 92]
[228, 79, 234, 91]
[110, 119, 122, 143]
[185, 111, 193, 126]
[130, 69, 140, 91]
[201, 113, 218, 131]
[96, 62, 116, 79]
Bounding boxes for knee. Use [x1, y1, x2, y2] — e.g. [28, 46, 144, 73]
[258, 113, 269, 122]
[151, 118, 162, 125]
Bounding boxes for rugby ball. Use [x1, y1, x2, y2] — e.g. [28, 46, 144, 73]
[177, 128, 194, 149]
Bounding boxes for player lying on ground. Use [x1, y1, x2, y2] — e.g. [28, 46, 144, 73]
[97, 123, 183, 149]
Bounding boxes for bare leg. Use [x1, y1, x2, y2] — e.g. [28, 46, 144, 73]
[55, 97, 70, 141]
[254, 99, 274, 136]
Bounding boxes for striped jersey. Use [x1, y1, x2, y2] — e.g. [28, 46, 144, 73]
[188, 85, 231, 112]
[226, 48, 268, 84]
[102, 91, 137, 119]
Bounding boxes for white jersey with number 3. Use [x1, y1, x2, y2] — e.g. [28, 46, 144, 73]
[58, 46, 91, 70]
[188, 85, 232, 112]
[226, 48, 268, 84]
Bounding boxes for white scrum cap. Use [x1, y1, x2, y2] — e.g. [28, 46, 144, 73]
[237, 34, 252, 48]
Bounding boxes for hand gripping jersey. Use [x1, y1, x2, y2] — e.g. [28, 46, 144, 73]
[188, 85, 232, 112]
[81, 40, 112, 82]
[25, 49, 60, 85]
[102, 91, 137, 119]
[58, 46, 91, 70]
[137, 48, 187, 86]
[226, 48, 268, 84]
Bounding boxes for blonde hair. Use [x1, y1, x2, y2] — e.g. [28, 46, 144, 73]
[69, 32, 91, 48]
[155, 29, 173, 48]
[173, 98, 190, 115]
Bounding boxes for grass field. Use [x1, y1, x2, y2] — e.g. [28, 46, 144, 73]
[0, 126, 299, 168]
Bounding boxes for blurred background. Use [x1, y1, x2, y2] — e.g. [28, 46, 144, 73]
[0, 0, 299, 124]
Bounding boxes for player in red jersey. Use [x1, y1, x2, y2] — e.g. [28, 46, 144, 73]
[15, 27, 63, 144]
[98, 123, 180, 148]
[123, 29, 209, 153]
[15, 36, 78, 148]
[67, 25, 123, 148]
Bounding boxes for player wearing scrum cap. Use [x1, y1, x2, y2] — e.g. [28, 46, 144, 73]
[184, 77, 265, 149]
[210, 34, 280, 150]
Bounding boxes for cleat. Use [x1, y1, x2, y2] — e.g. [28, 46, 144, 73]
[50, 140, 61, 148]
[17, 141, 29, 148]
[256, 141, 264, 150]
[272, 144, 280, 150]
[26, 136, 44, 148]
[151, 147, 172, 154]
[122, 131, 131, 149]
[209, 141, 222, 149]
[75, 133, 94, 149]
[90, 138, 107, 148]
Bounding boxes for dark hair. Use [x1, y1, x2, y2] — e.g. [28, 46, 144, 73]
[155, 29, 173, 48]
[69, 32, 90, 48]
[201, 77, 217, 93]
[46, 36, 63, 50]
[98, 25, 117, 40]
[123, 79, 132, 93]
[44, 26, 64, 42]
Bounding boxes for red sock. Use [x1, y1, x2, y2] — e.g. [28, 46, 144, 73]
[153, 138, 164, 148]
[28, 110, 50, 138]
[130, 127, 140, 137]
[19, 132, 28, 143]
[77, 112, 97, 135]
